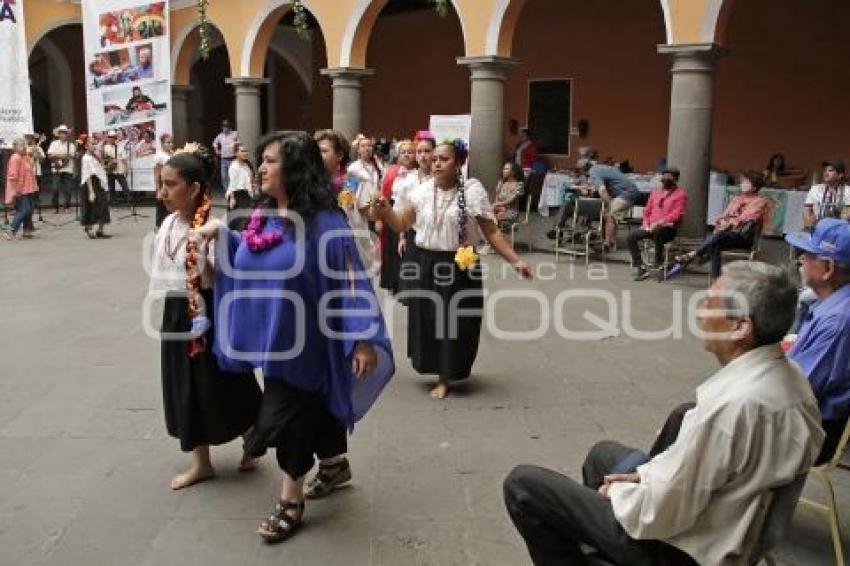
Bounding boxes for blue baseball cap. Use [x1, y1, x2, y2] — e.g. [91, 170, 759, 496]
[785, 218, 850, 264]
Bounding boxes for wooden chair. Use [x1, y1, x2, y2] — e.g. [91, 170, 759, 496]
[509, 194, 533, 252]
[798, 419, 850, 566]
[554, 197, 606, 265]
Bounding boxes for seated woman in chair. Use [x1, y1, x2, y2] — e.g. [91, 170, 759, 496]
[667, 170, 769, 280]
[493, 161, 525, 231]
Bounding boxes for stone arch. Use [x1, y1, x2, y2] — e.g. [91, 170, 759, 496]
[239, 0, 328, 78]
[32, 37, 75, 128]
[486, 0, 675, 57]
[708, 0, 735, 44]
[27, 17, 81, 56]
[340, 0, 468, 68]
[172, 21, 229, 85]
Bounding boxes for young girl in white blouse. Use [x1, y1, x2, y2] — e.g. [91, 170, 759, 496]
[374, 139, 533, 399]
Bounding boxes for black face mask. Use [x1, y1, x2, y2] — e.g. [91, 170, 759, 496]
[662, 179, 676, 189]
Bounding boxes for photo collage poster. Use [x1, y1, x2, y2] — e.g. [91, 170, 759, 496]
[0, 0, 34, 148]
[82, 0, 171, 190]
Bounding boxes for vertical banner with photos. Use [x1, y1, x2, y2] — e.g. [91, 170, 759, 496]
[0, 0, 35, 148]
[82, 0, 170, 190]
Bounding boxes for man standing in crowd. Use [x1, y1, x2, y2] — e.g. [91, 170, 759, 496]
[627, 167, 688, 281]
[101, 130, 130, 204]
[579, 163, 641, 251]
[504, 262, 823, 565]
[47, 125, 76, 213]
[213, 120, 239, 191]
[804, 159, 850, 230]
[786, 218, 850, 465]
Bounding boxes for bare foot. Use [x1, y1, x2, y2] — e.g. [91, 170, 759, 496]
[239, 453, 259, 472]
[170, 465, 215, 490]
[429, 381, 449, 399]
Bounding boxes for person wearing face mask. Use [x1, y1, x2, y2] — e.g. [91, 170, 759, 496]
[626, 167, 688, 281]
[785, 219, 850, 465]
[667, 171, 769, 281]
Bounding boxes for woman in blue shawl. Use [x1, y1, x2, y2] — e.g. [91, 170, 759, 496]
[196, 131, 394, 543]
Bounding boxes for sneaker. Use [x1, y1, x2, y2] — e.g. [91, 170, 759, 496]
[632, 266, 650, 281]
[664, 262, 684, 281]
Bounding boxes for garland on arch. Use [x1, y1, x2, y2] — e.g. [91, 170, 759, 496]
[432, 0, 451, 17]
[196, 0, 211, 60]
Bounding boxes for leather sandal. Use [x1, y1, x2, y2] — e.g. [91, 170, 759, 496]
[305, 459, 352, 499]
[258, 500, 305, 544]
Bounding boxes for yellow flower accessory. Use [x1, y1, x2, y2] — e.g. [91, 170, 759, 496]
[338, 188, 355, 209]
[454, 245, 478, 271]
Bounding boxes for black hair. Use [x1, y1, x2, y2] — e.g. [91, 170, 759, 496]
[503, 160, 525, 183]
[256, 131, 337, 221]
[314, 129, 351, 167]
[436, 139, 469, 165]
[765, 153, 786, 174]
[741, 170, 765, 190]
[165, 148, 215, 214]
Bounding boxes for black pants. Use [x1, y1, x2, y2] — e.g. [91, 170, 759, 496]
[695, 230, 753, 278]
[245, 380, 348, 480]
[818, 418, 847, 466]
[51, 172, 75, 209]
[627, 226, 677, 267]
[504, 403, 699, 566]
[108, 174, 130, 203]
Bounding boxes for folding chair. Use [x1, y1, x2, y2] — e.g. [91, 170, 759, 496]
[710, 223, 764, 284]
[554, 197, 606, 265]
[737, 473, 808, 566]
[798, 419, 850, 566]
[510, 193, 533, 252]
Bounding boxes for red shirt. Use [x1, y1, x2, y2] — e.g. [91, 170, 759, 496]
[642, 186, 688, 228]
[5, 153, 38, 205]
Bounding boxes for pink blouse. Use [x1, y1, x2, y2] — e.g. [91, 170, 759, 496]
[5, 153, 38, 205]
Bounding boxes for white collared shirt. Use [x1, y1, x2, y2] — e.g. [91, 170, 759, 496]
[47, 140, 76, 175]
[806, 183, 850, 221]
[610, 345, 824, 565]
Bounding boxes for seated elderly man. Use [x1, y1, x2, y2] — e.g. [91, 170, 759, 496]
[504, 262, 824, 566]
[786, 218, 850, 464]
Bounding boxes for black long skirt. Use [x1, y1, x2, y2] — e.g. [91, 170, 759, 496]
[81, 176, 110, 226]
[379, 227, 401, 293]
[226, 190, 254, 232]
[407, 248, 483, 381]
[397, 230, 418, 298]
[161, 291, 262, 452]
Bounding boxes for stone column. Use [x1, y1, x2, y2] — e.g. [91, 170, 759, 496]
[658, 43, 728, 237]
[457, 56, 519, 198]
[225, 77, 269, 157]
[170, 85, 194, 145]
[319, 67, 374, 141]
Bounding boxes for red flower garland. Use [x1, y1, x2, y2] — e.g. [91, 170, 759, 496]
[186, 194, 212, 357]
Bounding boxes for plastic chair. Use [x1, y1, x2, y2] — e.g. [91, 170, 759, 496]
[798, 419, 850, 566]
[510, 194, 533, 252]
[554, 197, 606, 265]
[710, 223, 764, 284]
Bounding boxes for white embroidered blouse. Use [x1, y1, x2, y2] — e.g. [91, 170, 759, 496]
[406, 178, 495, 251]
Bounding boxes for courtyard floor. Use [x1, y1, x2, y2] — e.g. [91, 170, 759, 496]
[1, 206, 847, 565]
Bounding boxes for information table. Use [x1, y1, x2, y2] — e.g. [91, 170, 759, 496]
[538, 172, 659, 216]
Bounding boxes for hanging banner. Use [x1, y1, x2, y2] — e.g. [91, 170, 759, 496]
[0, 0, 35, 148]
[82, 0, 170, 190]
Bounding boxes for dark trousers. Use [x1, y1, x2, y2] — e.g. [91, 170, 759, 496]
[107, 174, 130, 203]
[695, 230, 753, 278]
[627, 226, 677, 267]
[504, 403, 699, 566]
[51, 172, 75, 209]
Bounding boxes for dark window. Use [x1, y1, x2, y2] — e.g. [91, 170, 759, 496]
[528, 79, 572, 155]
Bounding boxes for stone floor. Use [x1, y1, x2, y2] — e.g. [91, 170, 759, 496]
[0, 206, 847, 566]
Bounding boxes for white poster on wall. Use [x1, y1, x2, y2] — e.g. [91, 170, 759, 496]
[82, 0, 170, 190]
[0, 0, 34, 148]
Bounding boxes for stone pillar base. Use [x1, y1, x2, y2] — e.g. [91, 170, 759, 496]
[320, 67, 374, 141]
[457, 56, 519, 199]
[225, 77, 270, 158]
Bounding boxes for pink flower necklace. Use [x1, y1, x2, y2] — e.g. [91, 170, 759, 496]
[243, 208, 285, 252]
